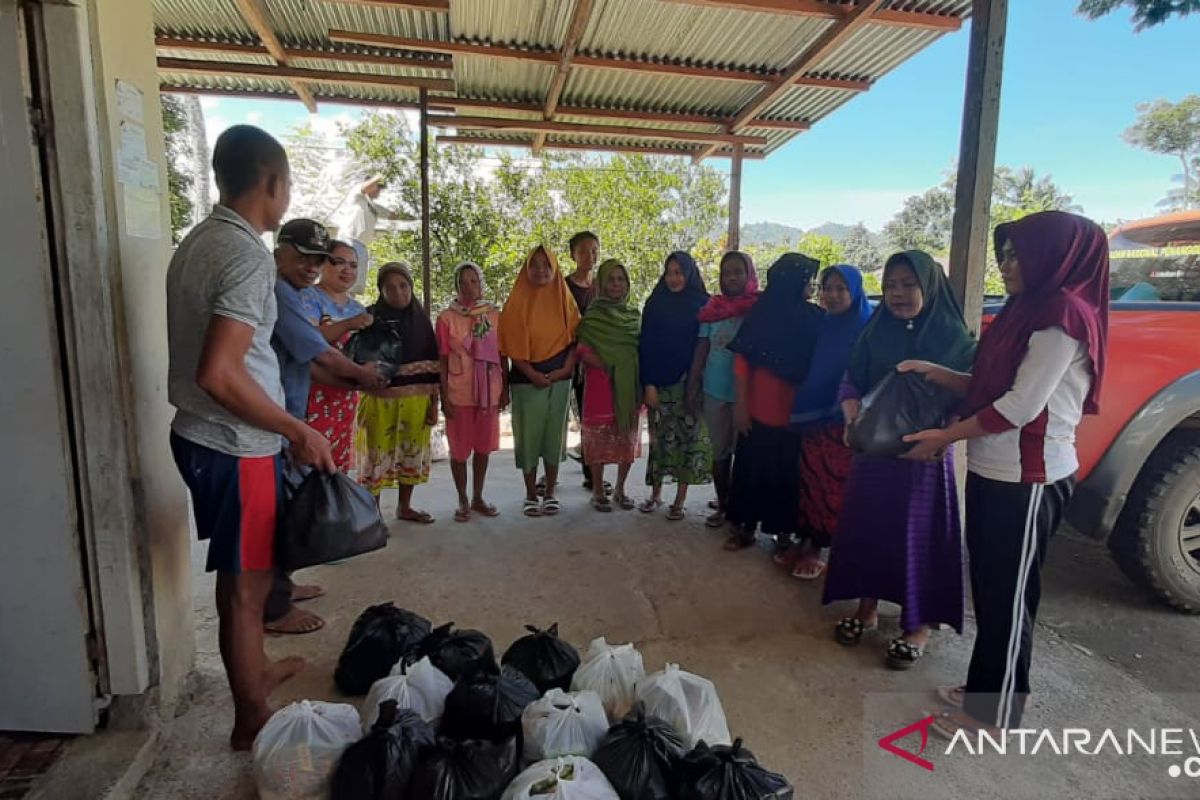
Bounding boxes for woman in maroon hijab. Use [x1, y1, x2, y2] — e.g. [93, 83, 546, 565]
[897, 210, 1109, 736]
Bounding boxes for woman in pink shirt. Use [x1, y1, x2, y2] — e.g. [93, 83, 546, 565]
[436, 262, 507, 522]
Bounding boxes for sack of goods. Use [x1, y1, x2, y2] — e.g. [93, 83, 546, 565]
[440, 665, 540, 743]
[335, 603, 431, 696]
[277, 470, 388, 571]
[344, 321, 403, 382]
[417, 622, 499, 682]
[502, 623, 582, 695]
[502, 756, 619, 800]
[361, 655, 454, 731]
[636, 664, 731, 748]
[675, 739, 794, 800]
[407, 735, 520, 800]
[569, 638, 645, 723]
[329, 701, 435, 800]
[252, 701, 361, 800]
[521, 688, 609, 762]
[591, 703, 686, 800]
[846, 369, 959, 458]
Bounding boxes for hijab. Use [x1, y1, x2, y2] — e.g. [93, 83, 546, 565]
[697, 250, 760, 323]
[577, 259, 642, 432]
[847, 250, 976, 395]
[447, 261, 501, 404]
[728, 253, 824, 385]
[790, 265, 875, 425]
[371, 262, 440, 389]
[498, 245, 581, 363]
[964, 211, 1109, 416]
[639, 251, 709, 388]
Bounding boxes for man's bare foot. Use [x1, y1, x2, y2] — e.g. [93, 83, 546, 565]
[230, 706, 273, 751]
[264, 656, 307, 694]
[290, 584, 325, 602]
[264, 607, 325, 635]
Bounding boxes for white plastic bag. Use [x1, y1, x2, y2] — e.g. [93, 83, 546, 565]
[361, 655, 453, 731]
[569, 637, 645, 723]
[521, 688, 610, 762]
[252, 700, 361, 800]
[501, 756, 619, 800]
[635, 663, 731, 748]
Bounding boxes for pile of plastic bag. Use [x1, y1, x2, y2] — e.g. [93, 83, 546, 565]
[254, 611, 793, 800]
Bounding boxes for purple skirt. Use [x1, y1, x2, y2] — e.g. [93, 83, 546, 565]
[822, 451, 964, 633]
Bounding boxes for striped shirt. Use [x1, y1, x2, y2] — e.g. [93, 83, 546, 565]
[968, 327, 1092, 484]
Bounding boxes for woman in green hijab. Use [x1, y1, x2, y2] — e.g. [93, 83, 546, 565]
[824, 250, 977, 670]
[577, 259, 643, 511]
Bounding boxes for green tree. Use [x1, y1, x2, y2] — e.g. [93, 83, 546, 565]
[160, 94, 194, 244]
[283, 122, 347, 224]
[840, 222, 885, 271]
[1077, 0, 1200, 30]
[882, 180, 956, 253]
[1123, 96, 1200, 210]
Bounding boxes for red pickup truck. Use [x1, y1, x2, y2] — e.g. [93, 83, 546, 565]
[1035, 211, 1200, 612]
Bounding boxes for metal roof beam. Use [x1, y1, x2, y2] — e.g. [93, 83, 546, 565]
[154, 36, 453, 71]
[431, 114, 769, 146]
[159, 83, 457, 112]
[319, 0, 450, 10]
[695, 0, 886, 161]
[231, 0, 317, 111]
[328, 28, 867, 89]
[660, 0, 962, 31]
[437, 135, 765, 159]
[535, 0, 594, 154]
[156, 57, 456, 92]
[446, 96, 812, 129]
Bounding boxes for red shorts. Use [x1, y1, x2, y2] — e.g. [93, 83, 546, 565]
[170, 432, 280, 573]
[445, 404, 500, 461]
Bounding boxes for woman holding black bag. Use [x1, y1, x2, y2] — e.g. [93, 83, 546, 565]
[899, 211, 1108, 736]
[823, 250, 976, 669]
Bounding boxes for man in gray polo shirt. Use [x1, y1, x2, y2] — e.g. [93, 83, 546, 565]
[167, 125, 332, 750]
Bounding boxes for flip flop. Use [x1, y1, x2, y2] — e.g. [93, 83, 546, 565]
[613, 494, 636, 511]
[542, 496, 562, 516]
[707, 499, 719, 510]
[523, 498, 542, 517]
[453, 507, 471, 523]
[639, 498, 664, 513]
[591, 496, 612, 513]
[398, 509, 435, 524]
[264, 607, 326, 635]
[936, 685, 966, 709]
[790, 560, 827, 581]
[471, 501, 500, 517]
[704, 510, 725, 528]
[666, 504, 686, 521]
[290, 584, 326, 603]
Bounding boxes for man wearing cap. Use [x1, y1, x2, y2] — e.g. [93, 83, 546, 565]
[332, 175, 410, 294]
[263, 218, 387, 635]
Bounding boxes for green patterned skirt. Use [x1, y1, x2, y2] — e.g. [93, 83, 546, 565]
[645, 381, 713, 486]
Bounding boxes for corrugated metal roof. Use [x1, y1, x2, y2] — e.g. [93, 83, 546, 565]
[153, 0, 971, 159]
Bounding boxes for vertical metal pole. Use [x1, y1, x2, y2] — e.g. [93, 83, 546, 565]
[727, 144, 743, 250]
[419, 88, 431, 311]
[948, 0, 1008, 337]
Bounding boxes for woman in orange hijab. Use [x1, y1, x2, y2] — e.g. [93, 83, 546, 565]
[499, 245, 581, 517]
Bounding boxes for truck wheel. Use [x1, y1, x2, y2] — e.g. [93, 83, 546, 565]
[1109, 431, 1200, 613]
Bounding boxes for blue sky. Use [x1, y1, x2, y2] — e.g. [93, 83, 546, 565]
[198, 2, 1198, 232]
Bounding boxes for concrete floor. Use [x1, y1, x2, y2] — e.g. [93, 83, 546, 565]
[128, 450, 1200, 800]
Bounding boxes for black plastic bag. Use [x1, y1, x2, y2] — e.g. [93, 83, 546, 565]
[335, 603, 432, 696]
[330, 701, 436, 800]
[846, 370, 959, 458]
[345, 320, 404, 382]
[405, 735, 519, 800]
[592, 703, 686, 800]
[417, 623, 498, 682]
[277, 470, 388, 570]
[440, 665, 539, 743]
[501, 623, 581, 695]
[675, 739, 793, 800]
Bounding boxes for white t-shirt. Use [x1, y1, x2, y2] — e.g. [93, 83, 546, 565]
[967, 327, 1092, 484]
[334, 190, 389, 245]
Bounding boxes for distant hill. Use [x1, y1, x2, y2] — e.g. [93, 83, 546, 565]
[739, 221, 805, 246]
[807, 221, 855, 242]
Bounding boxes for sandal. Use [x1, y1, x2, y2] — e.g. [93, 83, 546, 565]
[772, 545, 802, 567]
[834, 616, 877, 646]
[886, 637, 926, 670]
[707, 499, 719, 510]
[936, 685, 966, 709]
[523, 498, 542, 517]
[790, 559, 827, 581]
[398, 508, 435, 524]
[542, 496, 561, 516]
[928, 708, 1000, 742]
[666, 504, 686, 521]
[613, 494, 635, 511]
[704, 510, 725, 528]
[723, 529, 755, 551]
[453, 507, 471, 523]
[639, 498, 664, 514]
[590, 495, 612, 513]
[471, 501, 500, 517]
